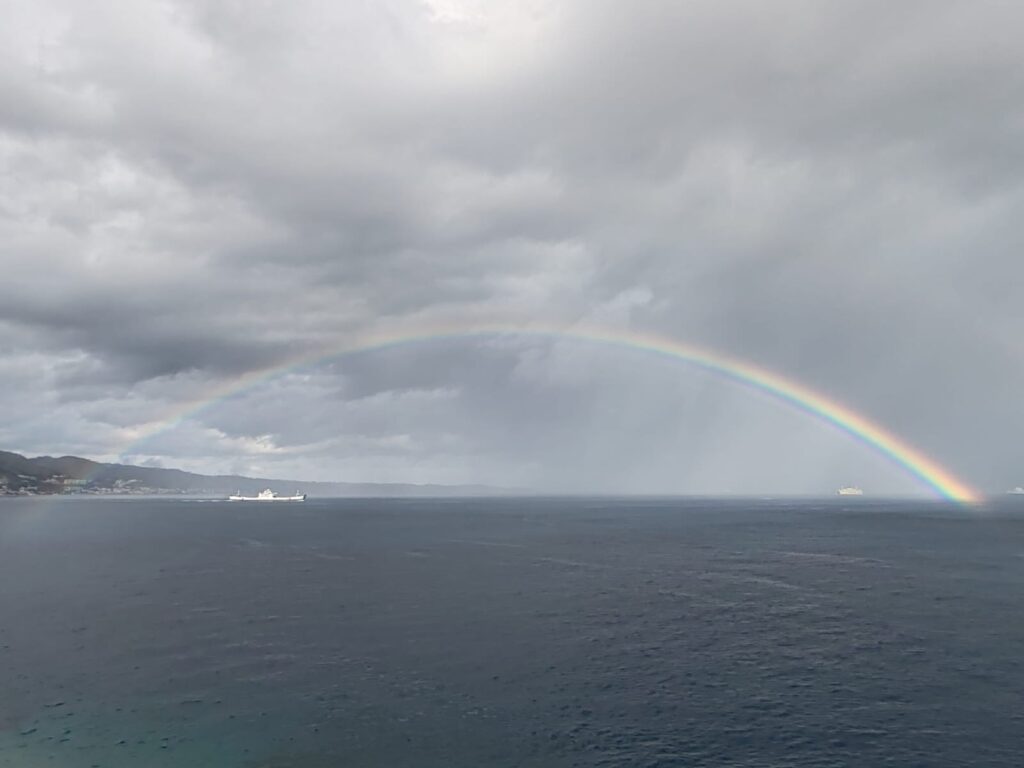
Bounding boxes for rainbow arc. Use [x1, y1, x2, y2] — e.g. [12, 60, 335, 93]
[102, 323, 981, 503]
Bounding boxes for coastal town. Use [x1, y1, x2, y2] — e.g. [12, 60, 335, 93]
[0, 449, 221, 497]
[0, 449, 504, 498]
[0, 476, 183, 496]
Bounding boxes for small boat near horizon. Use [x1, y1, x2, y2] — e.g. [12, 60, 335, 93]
[228, 489, 306, 502]
[837, 486, 864, 496]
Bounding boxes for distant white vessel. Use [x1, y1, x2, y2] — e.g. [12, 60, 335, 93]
[228, 489, 306, 502]
[837, 486, 864, 496]
[1009, 487, 1024, 495]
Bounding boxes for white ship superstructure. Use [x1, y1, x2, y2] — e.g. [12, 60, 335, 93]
[228, 489, 306, 502]
[837, 486, 864, 496]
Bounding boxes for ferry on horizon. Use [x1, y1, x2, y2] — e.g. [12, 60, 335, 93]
[837, 486, 864, 496]
[228, 489, 306, 502]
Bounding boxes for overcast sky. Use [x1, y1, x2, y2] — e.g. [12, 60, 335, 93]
[2, 0, 1022, 494]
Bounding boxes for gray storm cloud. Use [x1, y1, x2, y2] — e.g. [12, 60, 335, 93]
[2, 0, 1022, 494]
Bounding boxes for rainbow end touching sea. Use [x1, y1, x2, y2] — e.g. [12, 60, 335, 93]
[108, 323, 982, 503]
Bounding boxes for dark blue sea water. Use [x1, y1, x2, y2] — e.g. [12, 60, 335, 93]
[2, 496, 1024, 767]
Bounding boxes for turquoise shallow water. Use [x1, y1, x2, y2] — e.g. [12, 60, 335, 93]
[2, 496, 1024, 766]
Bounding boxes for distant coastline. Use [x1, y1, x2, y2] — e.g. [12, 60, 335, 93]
[0, 450, 513, 498]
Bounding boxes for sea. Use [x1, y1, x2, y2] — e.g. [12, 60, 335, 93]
[2, 495, 1024, 767]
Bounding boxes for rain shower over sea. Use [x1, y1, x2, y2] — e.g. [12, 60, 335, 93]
[2, 495, 1024, 767]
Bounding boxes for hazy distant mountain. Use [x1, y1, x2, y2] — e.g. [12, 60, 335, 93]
[0, 450, 514, 497]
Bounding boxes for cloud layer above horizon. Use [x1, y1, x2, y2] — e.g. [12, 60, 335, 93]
[3, 0, 1023, 493]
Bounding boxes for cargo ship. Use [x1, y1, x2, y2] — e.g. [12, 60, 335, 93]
[228, 489, 306, 502]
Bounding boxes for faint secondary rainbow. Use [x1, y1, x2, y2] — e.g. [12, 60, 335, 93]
[112, 323, 981, 502]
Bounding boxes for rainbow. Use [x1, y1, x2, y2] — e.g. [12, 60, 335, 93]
[109, 323, 981, 502]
